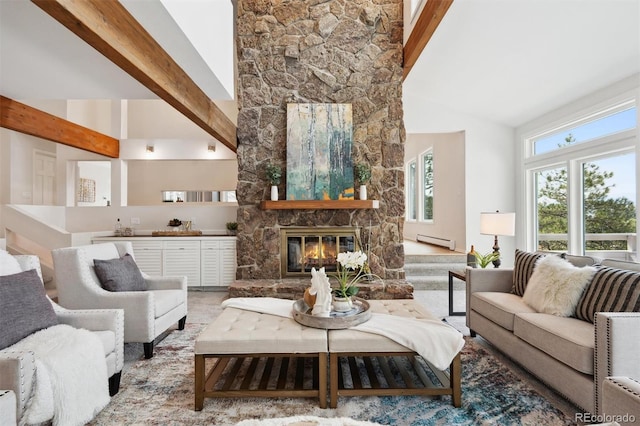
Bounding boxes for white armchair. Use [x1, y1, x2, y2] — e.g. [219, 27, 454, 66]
[0, 254, 124, 424]
[52, 241, 187, 358]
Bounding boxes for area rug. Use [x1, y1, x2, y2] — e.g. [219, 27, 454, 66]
[90, 324, 578, 425]
[236, 416, 383, 426]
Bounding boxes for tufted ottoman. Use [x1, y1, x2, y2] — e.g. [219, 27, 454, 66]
[328, 299, 462, 408]
[194, 307, 328, 410]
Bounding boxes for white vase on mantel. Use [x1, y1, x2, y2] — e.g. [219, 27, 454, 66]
[270, 185, 278, 201]
[359, 185, 367, 201]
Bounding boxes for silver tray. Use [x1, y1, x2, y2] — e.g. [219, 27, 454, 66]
[291, 298, 371, 329]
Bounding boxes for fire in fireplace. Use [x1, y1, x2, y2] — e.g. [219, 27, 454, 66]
[281, 227, 359, 277]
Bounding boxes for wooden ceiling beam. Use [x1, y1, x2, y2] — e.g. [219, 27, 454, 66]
[404, 0, 454, 80]
[32, 0, 237, 152]
[1, 96, 119, 158]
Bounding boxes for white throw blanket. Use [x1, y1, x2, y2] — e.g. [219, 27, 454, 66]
[8, 324, 109, 426]
[221, 298, 465, 371]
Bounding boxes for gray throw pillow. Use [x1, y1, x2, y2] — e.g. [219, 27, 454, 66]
[94, 253, 147, 292]
[0, 269, 58, 350]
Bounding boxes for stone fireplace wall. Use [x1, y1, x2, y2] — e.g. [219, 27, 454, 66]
[235, 0, 405, 280]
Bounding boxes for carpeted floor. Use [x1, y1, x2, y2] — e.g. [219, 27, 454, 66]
[90, 290, 582, 425]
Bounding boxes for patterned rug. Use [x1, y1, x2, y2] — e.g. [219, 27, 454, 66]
[90, 324, 578, 425]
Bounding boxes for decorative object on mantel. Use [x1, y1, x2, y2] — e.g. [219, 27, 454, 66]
[225, 222, 238, 236]
[265, 163, 282, 201]
[479, 210, 516, 268]
[354, 163, 372, 201]
[286, 103, 354, 201]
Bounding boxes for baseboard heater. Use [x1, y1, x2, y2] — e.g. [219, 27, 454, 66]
[416, 234, 456, 251]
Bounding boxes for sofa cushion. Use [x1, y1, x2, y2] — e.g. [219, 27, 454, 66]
[522, 255, 597, 316]
[94, 253, 147, 292]
[0, 269, 58, 350]
[471, 292, 536, 331]
[512, 249, 545, 296]
[513, 312, 594, 374]
[0, 250, 22, 276]
[575, 267, 640, 323]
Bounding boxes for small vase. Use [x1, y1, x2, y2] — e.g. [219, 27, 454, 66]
[359, 185, 367, 200]
[332, 296, 353, 313]
[270, 185, 278, 201]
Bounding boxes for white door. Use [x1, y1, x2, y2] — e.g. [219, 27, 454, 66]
[33, 151, 56, 205]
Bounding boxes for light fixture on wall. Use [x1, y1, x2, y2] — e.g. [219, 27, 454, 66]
[146, 145, 154, 153]
[480, 210, 516, 268]
[207, 143, 216, 152]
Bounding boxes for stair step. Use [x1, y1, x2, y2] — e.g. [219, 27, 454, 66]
[405, 253, 466, 264]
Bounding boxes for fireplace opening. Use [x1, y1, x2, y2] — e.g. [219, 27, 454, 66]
[281, 227, 359, 277]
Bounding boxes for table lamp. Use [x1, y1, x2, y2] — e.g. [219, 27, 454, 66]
[480, 210, 515, 268]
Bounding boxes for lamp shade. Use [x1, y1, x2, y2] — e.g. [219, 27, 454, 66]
[480, 211, 515, 236]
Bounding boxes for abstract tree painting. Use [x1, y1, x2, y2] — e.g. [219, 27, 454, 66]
[286, 103, 354, 200]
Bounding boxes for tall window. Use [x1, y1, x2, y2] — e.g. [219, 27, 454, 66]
[405, 150, 434, 222]
[422, 150, 434, 221]
[525, 101, 637, 260]
[407, 161, 417, 221]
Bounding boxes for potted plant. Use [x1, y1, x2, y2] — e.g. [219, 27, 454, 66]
[225, 222, 238, 236]
[474, 251, 500, 268]
[265, 163, 282, 201]
[331, 250, 380, 312]
[354, 163, 371, 200]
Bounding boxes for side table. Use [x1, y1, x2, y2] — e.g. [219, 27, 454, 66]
[448, 270, 466, 316]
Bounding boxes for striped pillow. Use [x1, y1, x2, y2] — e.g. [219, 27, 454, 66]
[575, 267, 640, 323]
[512, 250, 545, 296]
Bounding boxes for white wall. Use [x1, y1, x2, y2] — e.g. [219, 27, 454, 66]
[127, 159, 238, 205]
[64, 204, 237, 235]
[404, 132, 466, 251]
[403, 96, 516, 266]
[76, 161, 111, 207]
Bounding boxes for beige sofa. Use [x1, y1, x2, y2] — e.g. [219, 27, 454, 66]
[466, 254, 640, 415]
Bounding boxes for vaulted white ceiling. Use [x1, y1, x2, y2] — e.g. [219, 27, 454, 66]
[404, 0, 640, 129]
[1, 0, 638, 132]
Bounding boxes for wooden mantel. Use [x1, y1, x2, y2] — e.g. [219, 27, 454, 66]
[259, 200, 379, 210]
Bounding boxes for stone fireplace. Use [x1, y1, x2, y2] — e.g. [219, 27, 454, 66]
[235, 0, 405, 281]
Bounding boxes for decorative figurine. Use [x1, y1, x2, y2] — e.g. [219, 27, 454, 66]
[310, 267, 331, 317]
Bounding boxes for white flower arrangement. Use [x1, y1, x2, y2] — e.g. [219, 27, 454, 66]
[332, 250, 369, 299]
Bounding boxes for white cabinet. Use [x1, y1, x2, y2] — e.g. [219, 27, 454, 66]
[201, 240, 237, 287]
[129, 240, 162, 276]
[163, 240, 201, 288]
[92, 237, 236, 287]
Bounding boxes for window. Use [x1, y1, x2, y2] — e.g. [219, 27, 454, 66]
[422, 150, 434, 221]
[405, 149, 434, 222]
[407, 161, 417, 221]
[524, 100, 637, 260]
[533, 106, 636, 155]
[535, 166, 568, 251]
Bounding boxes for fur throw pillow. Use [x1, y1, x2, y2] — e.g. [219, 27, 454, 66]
[522, 254, 596, 316]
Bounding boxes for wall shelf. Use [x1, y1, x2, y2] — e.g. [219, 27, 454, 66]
[259, 200, 379, 210]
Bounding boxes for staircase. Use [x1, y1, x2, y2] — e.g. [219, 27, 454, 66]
[404, 250, 467, 290]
